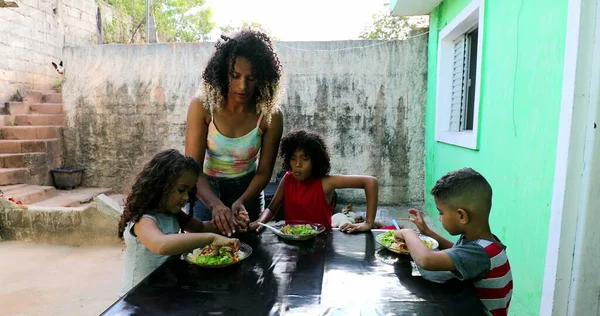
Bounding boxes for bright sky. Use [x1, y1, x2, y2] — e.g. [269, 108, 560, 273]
[205, 0, 389, 41]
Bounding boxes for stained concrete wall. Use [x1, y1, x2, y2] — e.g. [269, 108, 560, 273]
[0, 0, 119, 104]
[62, 38, 427, 205]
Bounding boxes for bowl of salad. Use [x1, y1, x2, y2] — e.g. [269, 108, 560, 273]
[183, 241, 252, 268]
[273, 222, 326, 241]
[375, 230, 438, 255]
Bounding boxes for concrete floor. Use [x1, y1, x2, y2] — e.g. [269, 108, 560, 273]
[0, 241, 123, 316]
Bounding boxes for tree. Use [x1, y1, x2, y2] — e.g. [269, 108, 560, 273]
[219, 21, 279, 41]
[103, 0, 215, 43]
[359, 13, 428, 40]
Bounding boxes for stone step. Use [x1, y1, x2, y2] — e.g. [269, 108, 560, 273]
[0, 152, 47, 168]
[0, 138, 62, 154]
[0, 168, 28, 185]
[0, 184, 57, 204]
[42, 93, 62, 103]
[14, 114, 64, 126]
[30, 187, 112, 207]
[0, 126, 62, 140]
[5, 102, 29, 115]
[30, 103, 63, 114]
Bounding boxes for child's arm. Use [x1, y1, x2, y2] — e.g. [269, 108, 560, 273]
[135, 217, 234, 256]
[322, 175, 378, 233]
[396, 229, 456, 271]
[408, 209, 454, 250]
[249, 177, 286, 233]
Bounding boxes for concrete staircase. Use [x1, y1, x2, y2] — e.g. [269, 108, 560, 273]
[0, 90, 110, 208]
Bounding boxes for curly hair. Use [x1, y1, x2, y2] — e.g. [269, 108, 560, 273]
[280, 129, 331, 178]
[201, 29, 283, 124]
[118, 149, 202, 240]
[430, 168, 493, 214]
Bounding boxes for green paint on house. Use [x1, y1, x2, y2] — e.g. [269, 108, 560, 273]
[425, 0, 568, 315]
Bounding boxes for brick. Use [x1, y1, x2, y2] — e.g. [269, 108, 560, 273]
[42, 93, 62, 103]
[1, 126, 37, 140]
[0, 140, 22, 153]
[0, 153, 26, 167]
[6, 102, 29, 115]
[20, 139, 48, 153]
[30, 103, 63, 114]
[23, 91, 43, 104]
[0, 168, 28, 185]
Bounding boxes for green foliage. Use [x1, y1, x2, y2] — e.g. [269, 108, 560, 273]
[359, 13, 426, 40]
[103, 0, 215, 43]
[219, 21, 279, 41]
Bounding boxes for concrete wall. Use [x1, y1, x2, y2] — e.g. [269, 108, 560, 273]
[0, 0, 102, 104]
[425, 1, 567, 315]
[62, 38, 428, 205]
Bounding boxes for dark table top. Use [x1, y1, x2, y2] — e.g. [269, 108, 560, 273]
[102, 230, 486, 316]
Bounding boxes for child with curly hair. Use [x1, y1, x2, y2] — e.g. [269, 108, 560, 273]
[185, 29, 284, 237]
[248, 129, 379, 233]
[118, 149, 238, 296]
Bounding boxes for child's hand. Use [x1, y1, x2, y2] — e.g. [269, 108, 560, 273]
[340, 222, 373, 233]
[213, 235, 239, 248]
[248, 220, 265, 233]
[235, 210, 250, 233]
[394, 229, 405, 242]
[408, 208, 431, 235]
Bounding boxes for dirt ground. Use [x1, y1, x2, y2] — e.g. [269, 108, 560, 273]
[0, 241, 124, 316]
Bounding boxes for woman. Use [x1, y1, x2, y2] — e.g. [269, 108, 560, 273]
[185, 29, 284, 236]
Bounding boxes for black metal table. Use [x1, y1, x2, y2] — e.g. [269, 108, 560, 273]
[102, 230, 486, 315]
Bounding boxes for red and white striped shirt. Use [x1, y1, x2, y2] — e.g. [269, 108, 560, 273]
[474, 239, 513, 316]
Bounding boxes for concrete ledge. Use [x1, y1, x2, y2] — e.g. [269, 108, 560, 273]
[0, 195, 121, 246]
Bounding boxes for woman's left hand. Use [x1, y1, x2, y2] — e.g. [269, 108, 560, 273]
[340, 222, 374, 233]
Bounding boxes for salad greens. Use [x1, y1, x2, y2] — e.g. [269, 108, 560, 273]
[280, 224, 317, 236]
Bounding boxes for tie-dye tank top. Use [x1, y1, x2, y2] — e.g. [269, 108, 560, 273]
[204, 114, 263, 178]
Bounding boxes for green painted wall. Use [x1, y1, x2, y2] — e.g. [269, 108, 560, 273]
[425, 0, 567, 315]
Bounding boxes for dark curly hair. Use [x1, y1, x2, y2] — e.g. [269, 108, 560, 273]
[280, 129, 331, 178]
[201, 29, 283, 124]
[118, 149, 201, 240]
[430, 168, 493, 214]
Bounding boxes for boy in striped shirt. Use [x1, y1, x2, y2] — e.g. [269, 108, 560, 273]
[395, 168, 512, 316]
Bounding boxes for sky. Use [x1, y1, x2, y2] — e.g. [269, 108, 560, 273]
[204, 0, 390, 41]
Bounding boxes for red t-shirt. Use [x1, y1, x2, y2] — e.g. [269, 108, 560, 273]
[283, 172, 334, 228]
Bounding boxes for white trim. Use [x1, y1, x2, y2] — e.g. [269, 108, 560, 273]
[434, 0, 484, 150]
[541, 0, 600, 314]
[390, 0, 443, 16]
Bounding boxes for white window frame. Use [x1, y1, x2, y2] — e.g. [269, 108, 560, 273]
[435, 0, 484, 150]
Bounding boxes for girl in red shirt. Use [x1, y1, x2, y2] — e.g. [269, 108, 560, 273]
[249, 129, 379, 233]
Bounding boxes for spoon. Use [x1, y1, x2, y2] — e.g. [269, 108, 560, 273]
[392, 219, 401, 230]
[258, 222, 282, 235]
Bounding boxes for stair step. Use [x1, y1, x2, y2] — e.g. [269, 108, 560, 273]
[0, 138, 62, 153]
[23, 91, 43, 104]
[42, 93, 62, 103]
[5, 102, 29, 115]
[0, 152, 47, 168]
[30, 187, 112, 207]
[0, 168, 28, 185]
[30, 103, 63, 114]
[14, 114, 64, 126]
[0, 184, 57, 204]
[0, 126, 62, 140]
[0, 183, 27, 192]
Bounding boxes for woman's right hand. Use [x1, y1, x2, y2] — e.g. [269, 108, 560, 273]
[211, 204, 239, 236]
[212, 235, 239, 248]
[408, 208, 431, 235]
